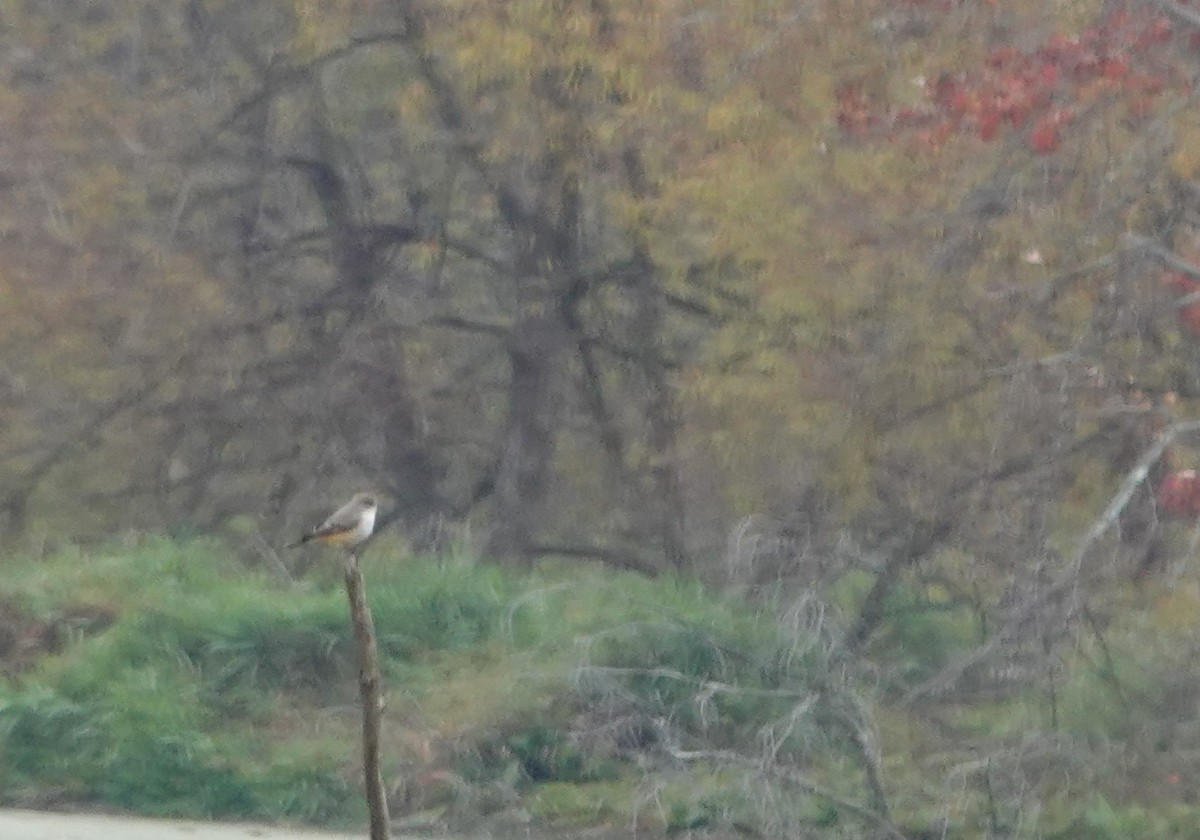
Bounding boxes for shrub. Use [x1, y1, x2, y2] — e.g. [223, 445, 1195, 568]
[0, 669, 271, 817]
[572, 576, 830, 754]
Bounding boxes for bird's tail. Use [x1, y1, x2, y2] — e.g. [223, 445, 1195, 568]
[285, 534, 312, 549]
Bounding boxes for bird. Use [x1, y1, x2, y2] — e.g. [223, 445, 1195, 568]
[287, 492, 378, 549]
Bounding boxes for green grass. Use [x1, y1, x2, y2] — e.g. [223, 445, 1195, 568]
[0, 537, 848, 831]
[0, 537, 520, 822]
[9, 537, 1200, 837]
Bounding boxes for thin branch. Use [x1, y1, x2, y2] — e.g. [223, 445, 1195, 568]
[425, 315, 511, 338]
[526, 542, 657, 574]
[1034, 252, 1122, 306]
[902, 419, 1200, 705]
[1125, 232, 1200, 280]
[1154, 0, 1200, 30]
[578, 665, 815, 699]
[439, 236, 513, 275]
[0, 380, 160, 522]
[250, 531, 295, 586]
[664, 746, 909, 840]
[185, 32, 409, 159]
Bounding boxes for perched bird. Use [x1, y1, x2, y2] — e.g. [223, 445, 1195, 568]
[287, 493, 378, 549]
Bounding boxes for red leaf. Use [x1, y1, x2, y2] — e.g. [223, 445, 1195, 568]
[1180, 302, 1200, 337]
[1127, 94, 1157, 120]
[1145, 16, 1173, 45]
[1163, 270, 1199, 293]
[1099, 56, 1129, 79]
[932, 74, 970, 113]
[1044, 33, 1079, 57]
[1158, 470, 1200, 516]
[1029, 115, 1060, 152]
[978, 111, 1001, 140]
[987, 47, 1017, 68]
[1170, 267, 1200, 336]
[1036, 61, 1059, 88]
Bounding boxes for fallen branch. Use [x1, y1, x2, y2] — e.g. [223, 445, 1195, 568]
[665, 745, 908, 840]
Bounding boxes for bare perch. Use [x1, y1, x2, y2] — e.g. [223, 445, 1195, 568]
[342, 551, 391, 840]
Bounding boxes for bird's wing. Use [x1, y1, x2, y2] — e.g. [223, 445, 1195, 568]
[318, 500, 362, 534]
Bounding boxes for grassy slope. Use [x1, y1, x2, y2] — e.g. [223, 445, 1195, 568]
[2, 537, 1200, 838]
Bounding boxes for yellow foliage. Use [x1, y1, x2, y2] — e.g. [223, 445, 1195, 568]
[290, 0, 356, 57]
[1152, 582, 1200, 633]
[1170, 113, 1200, 181]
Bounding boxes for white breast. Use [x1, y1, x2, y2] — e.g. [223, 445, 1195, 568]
[352, 506, 377, 543]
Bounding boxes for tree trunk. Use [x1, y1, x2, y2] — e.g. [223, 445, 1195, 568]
[845, 518, 954, 653]
[622, 149, 690, 571]
[634, 261, 690, 571]
[487, 312, 564, 561]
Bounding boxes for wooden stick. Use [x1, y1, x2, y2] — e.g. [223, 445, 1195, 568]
[342, 551, 391, 840]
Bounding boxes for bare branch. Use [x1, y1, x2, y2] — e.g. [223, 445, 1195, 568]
[527, 542, 657, 574]
[425, 315, 511, 338]
[903, 419, 1200, 704]
[577, 665, 815, 699]
[1125, 232, 1200, 280]
[185, 32, 409, 159]
[664, 746, 909, 840]
[1153, 0, 1200, 31]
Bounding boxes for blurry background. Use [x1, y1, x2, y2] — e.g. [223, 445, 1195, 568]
[7, 0, 1200, 835]
[0, 0, 1193, 585]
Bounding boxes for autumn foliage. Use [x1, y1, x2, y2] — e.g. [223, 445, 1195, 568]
[838, 4, 1178, 151]
[1163, 269, 1200, 337]
[1158, 469, 1200, 516]
[10, 0, 1200, 832]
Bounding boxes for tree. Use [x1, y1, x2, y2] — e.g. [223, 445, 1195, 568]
[0, 0, 710, 570]
[166, 0, 732, 569]
[13, 0, 1200, 832]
